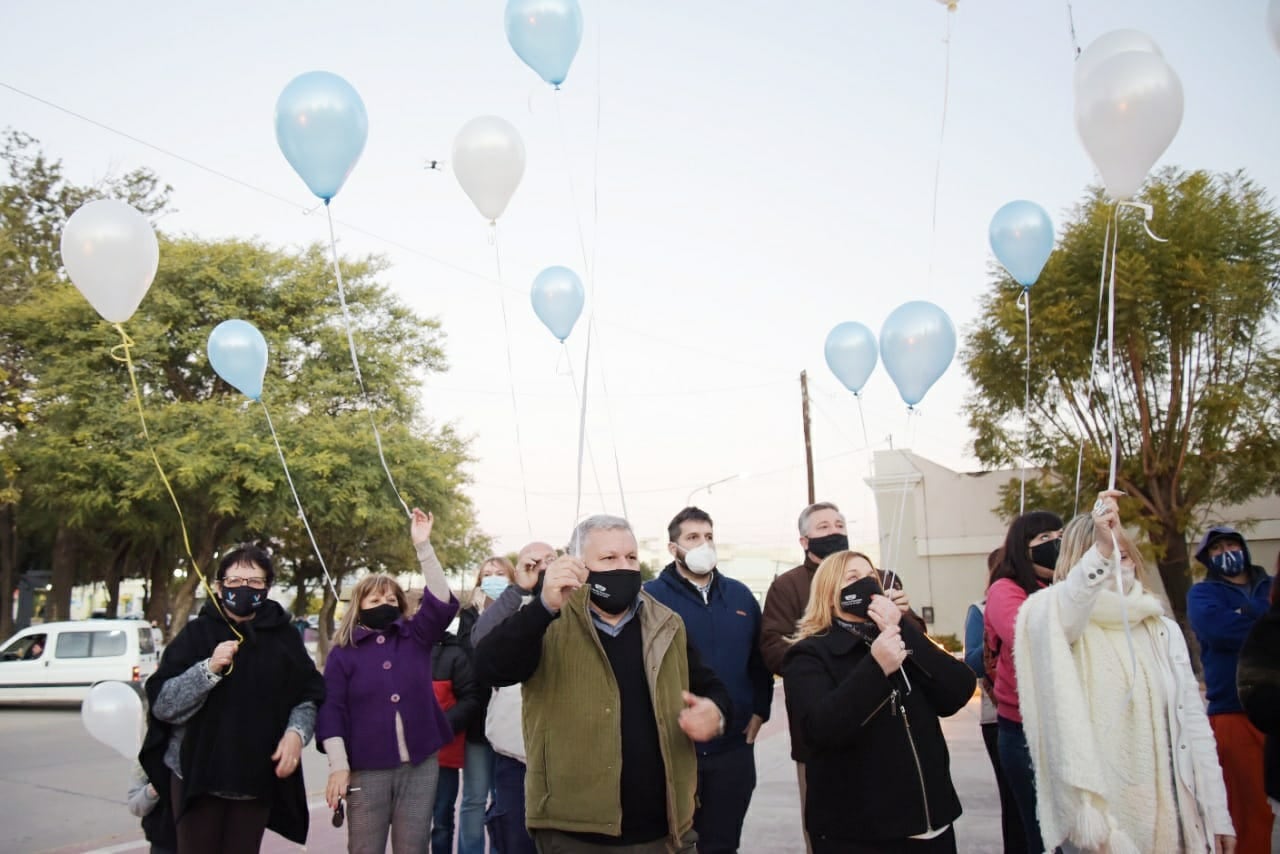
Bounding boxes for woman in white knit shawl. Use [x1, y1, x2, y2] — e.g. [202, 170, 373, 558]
[1014, 490, 1235, 853]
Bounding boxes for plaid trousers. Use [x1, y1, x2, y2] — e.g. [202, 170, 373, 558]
[346, 755, 440, 854]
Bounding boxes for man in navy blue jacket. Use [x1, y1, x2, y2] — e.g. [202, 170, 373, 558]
[644, 507, 773, 854]
[1188, 524, 1274, 853]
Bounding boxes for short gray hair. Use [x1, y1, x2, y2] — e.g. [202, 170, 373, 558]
[798, 502, 843, 536]
[569, 514, 633, 557]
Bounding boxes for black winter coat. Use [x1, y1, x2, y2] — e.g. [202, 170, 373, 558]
[140, 601, 325, 844]
[1238, 599, 1280, 802]
[431, 631, 485, 739]
[457, 604, 494, 743]
[783, 619, 974, 846]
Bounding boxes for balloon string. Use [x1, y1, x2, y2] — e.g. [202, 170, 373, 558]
[561, 342, 609, 516]
[1021, 288, 1031, 515]
[927, 8, 954, 284]
[110, 324, 242, 647]
[324, 204, 411, 519]
[492, 230, 534, 540]
[1106, 205, 1120, 492]
[884, 409, 916, 592]
[575, 324, 593, 525]
[259, 400, 340, 604]
[854, 394, 871, 450]
[1074, 212, 1112, 516]
[1066, 1, 1082, 58]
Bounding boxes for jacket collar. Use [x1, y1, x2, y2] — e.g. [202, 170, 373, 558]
[659, 563, 717, 599]
[351, 614, 411, 644]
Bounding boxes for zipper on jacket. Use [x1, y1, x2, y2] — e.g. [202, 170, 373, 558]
[899, 693, 934, 834]
[861, 689, 896, 727]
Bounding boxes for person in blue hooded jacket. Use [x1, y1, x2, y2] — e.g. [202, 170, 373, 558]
[1188, 524, 1274, 853]
[643, 506, 773, 854]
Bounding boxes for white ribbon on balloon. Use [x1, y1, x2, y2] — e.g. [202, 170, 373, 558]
[259, 400, 340, 604]
[492, 229, 534, 540]
[324, 205, 411, 519]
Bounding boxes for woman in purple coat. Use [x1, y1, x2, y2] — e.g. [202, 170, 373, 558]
[317, 508, 460, 853]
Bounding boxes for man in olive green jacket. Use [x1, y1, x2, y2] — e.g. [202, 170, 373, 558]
[475, 514, 731, 854]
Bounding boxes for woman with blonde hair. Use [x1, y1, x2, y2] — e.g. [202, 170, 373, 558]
[782, 550, 976, 852]
[316, 508, 459, 853]
[1015, 491, 1235, 853]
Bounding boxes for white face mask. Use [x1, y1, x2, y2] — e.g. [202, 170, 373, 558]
[679, 543, 717, 576]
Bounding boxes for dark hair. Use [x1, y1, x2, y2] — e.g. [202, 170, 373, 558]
[668, 507, 713, 543]
[217, 545, 275, 585]
[990, 511, 1063, 596]
[986, 548, 1004, 586]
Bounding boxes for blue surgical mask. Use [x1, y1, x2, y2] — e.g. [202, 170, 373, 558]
[1211, 549, 1245, 577]
[480, 576, 510, 599]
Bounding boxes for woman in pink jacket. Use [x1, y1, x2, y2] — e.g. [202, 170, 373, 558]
[984, 509, 1063, 853]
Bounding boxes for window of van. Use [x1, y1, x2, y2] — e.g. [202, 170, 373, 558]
[137, 628, 156, 655]
[55, 630, 128, 659]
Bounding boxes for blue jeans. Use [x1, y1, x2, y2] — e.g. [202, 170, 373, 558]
[431, 766, 461, 854]
[997, 716, 1046, 854]
[459, 741, 494, 854]
[487, 753, 535, 854]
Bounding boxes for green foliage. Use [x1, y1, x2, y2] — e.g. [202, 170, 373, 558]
[964, 168, 1280, 617]
[930, 633, 963, 654]
[0, 134, 489, 633]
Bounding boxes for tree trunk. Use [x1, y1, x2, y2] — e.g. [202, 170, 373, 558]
[0, 504, 15, 639]
[295, 572, 307, 619]
[48, 526, 76, 621]
[1152, 518, 1201, 674]
[167, 516, 235, 636]
[316, 584, 338, 669]
[103, 544, 128, 618]
[145, 549, 171, 632]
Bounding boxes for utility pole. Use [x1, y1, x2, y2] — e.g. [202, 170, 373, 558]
[800, 370, 815, 504]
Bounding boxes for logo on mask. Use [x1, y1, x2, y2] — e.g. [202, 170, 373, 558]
[838, 575, 883, 620]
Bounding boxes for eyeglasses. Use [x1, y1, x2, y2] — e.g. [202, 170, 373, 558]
[222, 577, 268, 590]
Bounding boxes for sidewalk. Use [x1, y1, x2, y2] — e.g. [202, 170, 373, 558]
[79, 686, 1004, 854]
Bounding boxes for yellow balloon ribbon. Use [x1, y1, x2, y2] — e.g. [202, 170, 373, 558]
[110, 323, 243, 648]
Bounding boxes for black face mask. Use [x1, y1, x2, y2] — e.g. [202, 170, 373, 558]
[531, 571, 546, 598]
[359, 603, 401, 631]
[838, 576, 883, 619]
[586, 569, 642, 615]
[806, 533, 849, 561]
[221, 586, 267, 618]
[1029, 538, 1061, 571]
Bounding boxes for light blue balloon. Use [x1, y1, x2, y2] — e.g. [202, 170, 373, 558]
[274, 71, 369, 201]
[504, 0, 583, 88]
[988, 200, 1055, 287]
[208, 319, 268, 401]
[531, 266, 585, 341]
[879, 301, 956, 407]
[824, 322, 878, 395]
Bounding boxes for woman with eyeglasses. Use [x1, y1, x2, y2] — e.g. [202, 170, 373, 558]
[317, 507, 459, 853]
[1014, 492, 1234, 853]
[782, 551, 976, 852]
[140, 545, 326, 854]
[983, 508, 1064, 853]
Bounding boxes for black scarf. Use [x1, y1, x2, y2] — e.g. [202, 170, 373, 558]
[141, 600, 324, 843]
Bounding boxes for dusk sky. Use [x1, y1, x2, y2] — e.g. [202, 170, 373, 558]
[4, 1, 1277, 558]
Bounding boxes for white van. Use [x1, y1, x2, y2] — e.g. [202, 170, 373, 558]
[0, 620, 159, 703]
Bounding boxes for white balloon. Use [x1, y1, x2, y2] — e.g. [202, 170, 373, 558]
[81, 681, 144, 760]
[1269, 0, 1280, 53]
[1073, 29, 1163, 93]
[60, 199, 160, 323]
[452, 116, 526, 223]
[1074, 50, 1183, 201]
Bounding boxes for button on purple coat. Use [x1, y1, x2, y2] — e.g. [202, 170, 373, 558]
[317, 591, 459, 770]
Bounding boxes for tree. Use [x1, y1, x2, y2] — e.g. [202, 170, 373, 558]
[0, 136, 489, 638]
[964, 168, 1280, 625]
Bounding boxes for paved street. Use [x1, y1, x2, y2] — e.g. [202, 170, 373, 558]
[6, 685, 1002, 853]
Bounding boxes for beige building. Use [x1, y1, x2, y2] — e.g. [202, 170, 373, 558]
[866, 450, 1280, 639]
